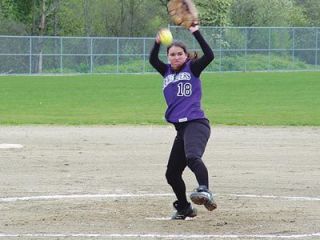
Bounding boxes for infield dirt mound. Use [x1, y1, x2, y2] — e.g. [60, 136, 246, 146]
[0, 126, 319, 239]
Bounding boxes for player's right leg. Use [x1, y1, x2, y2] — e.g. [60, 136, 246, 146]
[166, 132, 196, 219]
[171, 200, 197, 220]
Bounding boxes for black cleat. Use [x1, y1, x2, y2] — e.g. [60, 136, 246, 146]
[190, 185, 217, 211]
[171, 200, 197, 220]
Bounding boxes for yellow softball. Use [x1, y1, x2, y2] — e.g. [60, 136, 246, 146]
[159, 28, 173, 46]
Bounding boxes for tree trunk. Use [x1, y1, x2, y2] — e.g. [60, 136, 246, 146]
[31, 0, 37, 35]
[53, 0, 60, 36]
[38, 0, 46, 73]
[119, 0, 126, 36]
[83, 0, 90, 36]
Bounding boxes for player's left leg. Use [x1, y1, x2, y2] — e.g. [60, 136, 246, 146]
[183, 119, 217, 211]
[190, 185, 217, 211]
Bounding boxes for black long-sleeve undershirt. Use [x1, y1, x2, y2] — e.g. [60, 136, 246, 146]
[149, 30, 214, 78]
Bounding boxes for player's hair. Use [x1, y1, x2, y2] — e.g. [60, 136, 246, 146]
[167, 41, 198, 60]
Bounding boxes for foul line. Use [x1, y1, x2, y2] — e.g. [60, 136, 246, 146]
[228, 194, 320, 201]
[0, 193, 320, 203]
[0, 144, 23, 149]
[0, 193, 173, 203]
[0, 233, 320, 239]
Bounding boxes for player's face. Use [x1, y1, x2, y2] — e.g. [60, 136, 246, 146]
[168, 46, 188, 70]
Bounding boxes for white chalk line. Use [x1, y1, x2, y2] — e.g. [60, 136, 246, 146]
[0, 193, 320, 203]
[0, 143, 23, 149]
[0, 233, 320, 239]
[228, 194, 320, 201]
[145, 217, 195, 221]
[0, 193, 172, 202]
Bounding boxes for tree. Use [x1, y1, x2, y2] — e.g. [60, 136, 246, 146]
[56, 0, 167, 37]
[157, 0, 232, 27]
[229, 0, 307, 27]
[196, 0, 233, 26]
[103, 0, 166, 37]
[32, 0, 59, 72]
[0, 0, 30, 35]
[295, 0, 320, 26]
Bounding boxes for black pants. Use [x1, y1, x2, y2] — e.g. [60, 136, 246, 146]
[165, 118, 211, 209]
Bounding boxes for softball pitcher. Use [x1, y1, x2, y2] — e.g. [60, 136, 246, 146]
[149, 24, 217, 220]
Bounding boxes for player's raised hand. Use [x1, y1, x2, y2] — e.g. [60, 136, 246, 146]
[189, 24, 199, 33]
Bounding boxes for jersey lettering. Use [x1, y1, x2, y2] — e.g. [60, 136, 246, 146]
[163, 72, 191, 89]
[177, 82, 192, 96]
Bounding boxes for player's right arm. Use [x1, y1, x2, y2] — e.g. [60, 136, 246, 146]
[149, 40, 167, 77]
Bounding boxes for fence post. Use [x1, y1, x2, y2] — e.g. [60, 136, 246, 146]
[29, 37, 32, 74]
[117, 38, 119, 73]
[60, 38, 63, 73]
[245, 27, 248, 72]
[219, 27, 222, 72]
[316, 28, 318, 69]
[292, 27, 295, 66]
[90, 38, 93, 73]
[143, 38, 146, 73]
[268, 28, 271, 72]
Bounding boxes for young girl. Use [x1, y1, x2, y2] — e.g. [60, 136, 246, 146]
[149, 25, 217, 220]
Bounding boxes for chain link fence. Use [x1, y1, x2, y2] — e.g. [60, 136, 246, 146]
[0, 27, 319, 74]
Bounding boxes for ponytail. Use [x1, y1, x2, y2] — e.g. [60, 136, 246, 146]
[187, 51, 198, 60]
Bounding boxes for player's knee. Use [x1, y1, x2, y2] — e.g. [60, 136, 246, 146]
[186, 154, 201, 164]
[186, 156, 203, 170]
[186, 151, 201, 162]
[165, 170, 174, 185]
[165, 169, 180, 185]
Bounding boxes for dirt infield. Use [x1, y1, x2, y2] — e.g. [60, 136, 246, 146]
[0, 126, 319, 239]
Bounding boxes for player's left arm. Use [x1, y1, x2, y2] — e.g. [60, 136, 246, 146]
[190, 27, 214, 77]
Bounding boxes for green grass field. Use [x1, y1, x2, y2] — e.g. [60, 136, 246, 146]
[0, 72, 319, 126]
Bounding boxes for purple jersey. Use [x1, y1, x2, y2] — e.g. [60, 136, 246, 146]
[163, 60, 205, 123]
